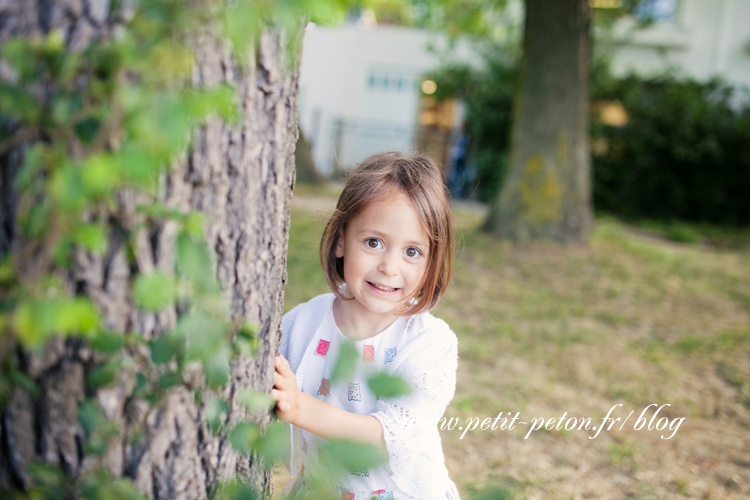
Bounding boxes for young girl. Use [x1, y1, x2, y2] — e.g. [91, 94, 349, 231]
[273, 152, 459, 499]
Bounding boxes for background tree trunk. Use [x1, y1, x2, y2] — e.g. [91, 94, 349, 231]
[484, 0, 593, 243]
[0, 1, 299, 498]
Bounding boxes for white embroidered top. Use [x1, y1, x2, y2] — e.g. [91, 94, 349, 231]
[280, 293, 460, 500]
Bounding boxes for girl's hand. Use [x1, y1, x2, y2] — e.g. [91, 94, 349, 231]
[271, 355, 303, 425]
[270, 356, 385, 448]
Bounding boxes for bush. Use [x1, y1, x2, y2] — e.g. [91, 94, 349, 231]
[592, 74, 750, 225]
[434, 57, 750, 225]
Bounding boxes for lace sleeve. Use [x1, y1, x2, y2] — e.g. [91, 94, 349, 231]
[371, 323, 458, 498]
[279, 304, 301, 360]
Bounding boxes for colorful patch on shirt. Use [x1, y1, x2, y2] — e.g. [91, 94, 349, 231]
[339, 490, 354, 500]
[372, 490, 394, 500]
[363, 345, 375, 362]
[384, 347, 396, 364]
[317, 378, 330, 397]
[347, 383, 362, 402]
[315, 339, 330, 357]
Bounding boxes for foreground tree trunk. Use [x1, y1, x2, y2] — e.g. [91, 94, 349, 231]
[0, 1, 299, 498]
[484, 0, 593, 243]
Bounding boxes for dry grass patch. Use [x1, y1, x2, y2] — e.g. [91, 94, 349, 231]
[281, 188, 750, 499]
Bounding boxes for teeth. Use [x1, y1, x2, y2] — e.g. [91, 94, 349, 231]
[371, 282, 396, 292]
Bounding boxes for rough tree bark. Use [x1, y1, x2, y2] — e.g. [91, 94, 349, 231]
[484, 0, 593, 243]
[0, 1, 299, 498]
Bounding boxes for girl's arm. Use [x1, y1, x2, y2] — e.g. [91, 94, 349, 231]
[270, 355, 385, 448]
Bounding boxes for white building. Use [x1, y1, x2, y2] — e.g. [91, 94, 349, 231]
[297, 0, 750, 176]
[298, 24, 474, 175]
[605, 0, 750, 90]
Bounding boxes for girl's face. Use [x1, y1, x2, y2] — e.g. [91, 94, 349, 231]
[335, 190, 430, 317]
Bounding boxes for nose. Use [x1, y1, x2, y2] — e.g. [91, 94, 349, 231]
[378, 251, 399, 277]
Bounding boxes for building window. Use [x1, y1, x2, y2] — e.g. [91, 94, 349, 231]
[366, 70, 414, 92]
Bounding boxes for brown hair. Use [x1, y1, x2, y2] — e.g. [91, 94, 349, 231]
[319, 151, 454, 315]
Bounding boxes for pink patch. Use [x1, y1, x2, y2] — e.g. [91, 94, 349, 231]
[341, 492, 354, 500]
[315, 339, 330, 357]
[363, 345, 375, 362]
[317, 378, 330, 397]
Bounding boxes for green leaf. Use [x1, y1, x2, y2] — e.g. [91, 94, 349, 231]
[0, 83, 39, 122]
[117, 145, 163, 187]
[212, 481, 260, 500]
[158, 371, 182, 389]
[317, 439, 388, 472]
[176, 233, 217, 291]
[78, 399, 104, 436]
[205, 397, 228, 434]
[57, 298, 100, 337]
[185, 85, 237, 123]
[12, 298, 100, 348]
[223, 3, 263, 61]
[233, 336, 258, 358]
[79, 470, 146, 500]
[367, 371, 412, 399]
[11, 301, 43, 347]
[22, 201, 50, 239]
[150, 333, 182, 364]
[204, 346, 230, 388]
[91, 331, 124, 353]
[50, 161, 87, 212]
[52, 94, 83, 124]
[237, 389, 275, 412]
[81, 154, 119, 198]
[136, 203, 185, 221]
[177, 311, 225, 362]
[74, 223, 108, 254]
[27, 463, 66, 491]
[228, 421, 259, 455]
[133, 272, 176, 312]
[237, 322, 257, 340]
[253, 421, 290, 465]
[10, 370, 39, 397]
[132, 373, 149, 398]
[299, 0, 348, 25]
[88, 358, 123, 388]
[183, 211, 207, 238]
[74, 116, 102, 143]
[331, 341, 358, 383]
[233, 322, 259, 357]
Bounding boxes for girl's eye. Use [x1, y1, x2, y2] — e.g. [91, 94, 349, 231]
[366, 238, 382, 249]
[405, 247, 421, 258]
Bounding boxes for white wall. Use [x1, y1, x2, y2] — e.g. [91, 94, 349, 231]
[298, 25, 475, 175]
[607, 0, 750, 91]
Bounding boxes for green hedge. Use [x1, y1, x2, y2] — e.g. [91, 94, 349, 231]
[592, 75, 750, 225]
[433, 59, 750, 224]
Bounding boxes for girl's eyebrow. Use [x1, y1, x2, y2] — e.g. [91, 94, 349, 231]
[358, 229, 428, 248]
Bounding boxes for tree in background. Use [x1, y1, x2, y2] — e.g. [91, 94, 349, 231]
[0, 0, 310, 497]
[484, 0, 593, 243]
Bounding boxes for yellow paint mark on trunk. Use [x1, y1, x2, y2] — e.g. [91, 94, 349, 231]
[519, 155, 563, 224]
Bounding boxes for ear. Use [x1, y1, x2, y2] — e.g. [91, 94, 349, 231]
[334, 232, 345, 258]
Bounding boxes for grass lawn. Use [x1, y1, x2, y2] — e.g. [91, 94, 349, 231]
[279, 185, 750, 499]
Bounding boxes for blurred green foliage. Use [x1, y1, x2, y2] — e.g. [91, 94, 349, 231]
[430, 54, 750, 226]
[592, 74, 750, 225]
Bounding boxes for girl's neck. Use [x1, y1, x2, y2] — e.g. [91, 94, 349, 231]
[332, 298, 400, 341]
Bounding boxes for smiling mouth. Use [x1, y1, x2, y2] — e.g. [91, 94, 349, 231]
[367, 281, 400, 292]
